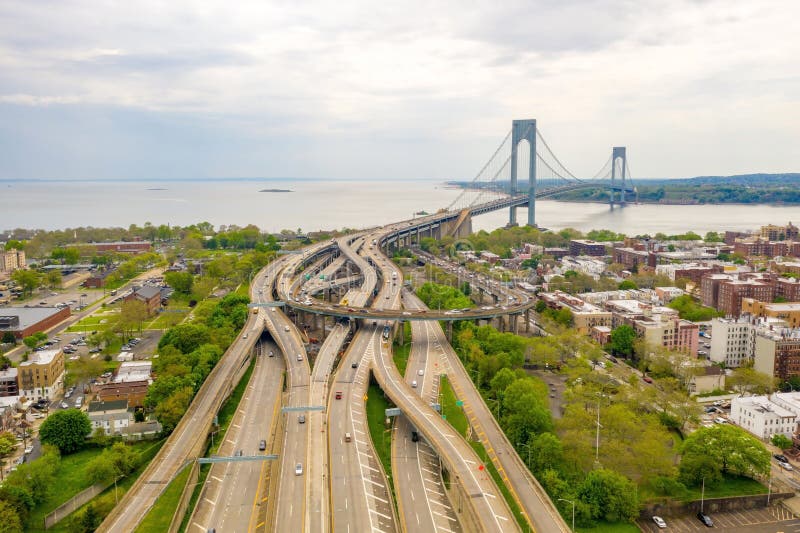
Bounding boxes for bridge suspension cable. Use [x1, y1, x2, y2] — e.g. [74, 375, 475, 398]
[446, 129, 512, 212]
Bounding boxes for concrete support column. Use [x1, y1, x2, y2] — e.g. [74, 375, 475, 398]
[525, 310, 531, 333]
[446, 321, 454, 342]
[512, 314, 519, 335]
[398, 322, 404, 345]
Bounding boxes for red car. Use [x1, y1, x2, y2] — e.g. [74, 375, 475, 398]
[335, 391, 343, 400]
[643, 376, 653, 384]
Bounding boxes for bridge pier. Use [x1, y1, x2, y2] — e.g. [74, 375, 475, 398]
[525, 309, 531, 333]
[610, 146, 627, 208]
[509, 119, 537, 227]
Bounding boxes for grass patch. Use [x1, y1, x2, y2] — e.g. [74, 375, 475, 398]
[393, 340, 411, 377]
[146, 308, 189, 330]
[366, 381, 393, 480]
[439, 376, 469, 437]
[469, 440, 531, 532]
[214, 357, 256, 439]
[26, 440, 162, 532]
[135, 463, 192, 533]
[683, 474, 767, 500]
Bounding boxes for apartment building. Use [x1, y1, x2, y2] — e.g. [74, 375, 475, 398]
[742, 298, 800, 328]
[18, 349, 65, 401]
[731, 396, 797, 440]
[0, 249, 26, 273]
[710, 316, 758, 368]
[568, 239, 607, 257]
[754, 327, 800, 381]
[538, 291, 612, 334]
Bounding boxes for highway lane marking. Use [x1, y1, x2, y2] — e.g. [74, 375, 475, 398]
[368, 507, 392, 518]
[425, 487, 446, 497]
[363, 477, 386, 488]
[211, 475, 223, 482]
[192, 522, 206, 531]
[204, 498, 216, 506]
[433, 510, 459, 522]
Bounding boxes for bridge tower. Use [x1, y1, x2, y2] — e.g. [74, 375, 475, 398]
[609, 146, 627, 207]
[509, 119, 537, 227]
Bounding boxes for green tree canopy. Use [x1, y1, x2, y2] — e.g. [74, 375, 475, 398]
[608, 325, 636, 357]
[39, 409, 92, 454]
[679, 424, 770, 484]
[577, 468, 639, 523]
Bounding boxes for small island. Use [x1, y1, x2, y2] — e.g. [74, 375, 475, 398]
[146, 188, 168, 191]
[259, 188, 292, 193]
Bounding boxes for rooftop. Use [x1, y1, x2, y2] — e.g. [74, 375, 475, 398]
[734, 396, 796, 418]
[0, 306, 66, 332]
[132, 285, 161, 300]
[88, 399, 129, 413]
[20, 349, 61, 367]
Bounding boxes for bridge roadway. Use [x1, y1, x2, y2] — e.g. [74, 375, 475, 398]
[392, 297, 463, 532]
[285, 298, 535, 322]
[267, 245, 324, 533]
[403, 293, 569, 532]
[298, 235, 372, 533]
[355, 233, 519, 533]
[188, 339, 284, 532]
[97, 256, 292, 532]
[371, 220, 569, 532]
[326, 235, 397, 533]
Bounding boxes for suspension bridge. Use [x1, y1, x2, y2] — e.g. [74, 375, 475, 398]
[444, 118, 636, 230]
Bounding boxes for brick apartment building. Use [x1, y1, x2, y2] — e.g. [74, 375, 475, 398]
[569, 240, 607, 257]
[124, 285, 163, 315]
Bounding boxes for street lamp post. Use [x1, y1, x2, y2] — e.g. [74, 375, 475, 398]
[557, 498, 575, 532]
[701, 476, 705, 513]
[595, 392, 606, 464]
[517, 441, 533, 465]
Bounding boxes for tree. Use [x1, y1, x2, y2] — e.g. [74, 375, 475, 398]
[86, 454, 117, 484]
[577, 468, 639, 523]
[608, 325, 636, 357]
[0, 333, 15, 345]
[728, 365, 777, 395]
[119, 299, 149, 338]
[78, 503, 100, 532]
[10, 270, 41, 298]
[772, 434, 792, 451]
[680, 424, 770, 483]
[527, 432, 563, 473]
[45, 270, 62, 289]
[5, 445, 60, 504]
[39, 409, 92, 454]
[0, 431, 16, 477]
[155, 386, 194, 434]
[164, 271, 194, 295]
[0, 485, 34, 526]
[618, 279, 638, 290]
[0, 500, 22, 533]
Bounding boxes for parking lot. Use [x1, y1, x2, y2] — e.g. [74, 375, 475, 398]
[639, 505, 799, 532]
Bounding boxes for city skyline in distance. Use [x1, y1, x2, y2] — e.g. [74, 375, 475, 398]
[1, 0, 798, 181]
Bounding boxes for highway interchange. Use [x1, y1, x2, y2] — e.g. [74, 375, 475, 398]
[98, 212, 569, 533]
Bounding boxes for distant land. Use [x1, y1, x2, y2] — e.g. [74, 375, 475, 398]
[448, 173, 800, 205]
[259, 188, 292, 193]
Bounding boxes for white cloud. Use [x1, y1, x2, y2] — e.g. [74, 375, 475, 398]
[0, 0, 798, 179]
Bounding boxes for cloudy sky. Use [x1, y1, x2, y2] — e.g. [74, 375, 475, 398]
[1, 0, 798, 181]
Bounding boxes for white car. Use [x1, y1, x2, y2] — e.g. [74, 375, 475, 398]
[417, 369, 424, 376]
[295, 463, 303, 475]
[652, 516, 667, 528]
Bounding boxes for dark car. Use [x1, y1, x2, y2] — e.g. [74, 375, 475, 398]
[351, 362, 358, 368]
[411, 431, 419, 442]
[774, 453, 790, 463]
[696, 512, 713, 527]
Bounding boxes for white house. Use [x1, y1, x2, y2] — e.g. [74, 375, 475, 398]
[730, 395, 797, 440]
